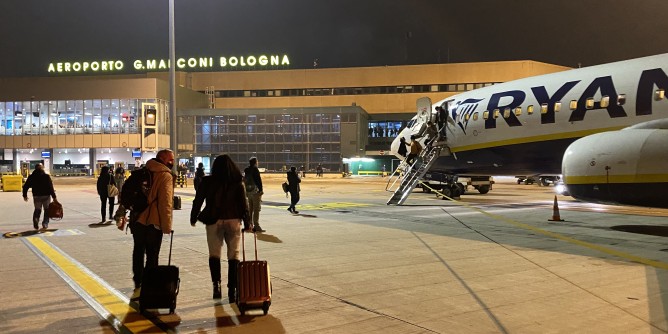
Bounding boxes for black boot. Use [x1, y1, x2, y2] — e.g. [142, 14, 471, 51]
[228, 259, 239, 303]
[209, 257, 222, 299]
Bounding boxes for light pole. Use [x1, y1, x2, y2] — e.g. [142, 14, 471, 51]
[169, 0, 178, 167]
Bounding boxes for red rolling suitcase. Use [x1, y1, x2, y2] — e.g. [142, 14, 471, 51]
[139, 231, 180, 314]
[237, 231, 271, 316]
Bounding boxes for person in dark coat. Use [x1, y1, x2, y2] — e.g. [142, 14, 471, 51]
[194, 162, 205, 191]
[286, 166, 301, 214]
[190, 154, 250, 301]
[22, 163, 57, 230]
[96, 166, 116, 223]
[397, 137, 408, 159]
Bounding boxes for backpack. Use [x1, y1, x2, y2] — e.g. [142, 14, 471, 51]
[120, 168, 152, 213]
[244, 173, 258, 194]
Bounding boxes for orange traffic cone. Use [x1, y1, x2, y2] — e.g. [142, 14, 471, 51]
[548, 195, 564, 221]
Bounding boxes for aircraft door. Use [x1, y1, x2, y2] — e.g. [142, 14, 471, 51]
[416, 97, 432, 123]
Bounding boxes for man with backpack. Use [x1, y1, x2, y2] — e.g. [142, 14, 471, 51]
[117, 149, 175, 289]
[243, 157, 265, 233]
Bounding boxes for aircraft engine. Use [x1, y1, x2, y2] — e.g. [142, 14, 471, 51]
[562, 121, 668, 208]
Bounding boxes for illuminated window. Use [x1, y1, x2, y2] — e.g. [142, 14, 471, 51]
[617, 94, 626, 105]
[466, 84, 474, 91]
[493, 109, 500, 119]
[540, 103, 548, 114]
[554, 102, 561, 112]
[473, 112, 479, 121]
[503, 107, 511, 118]
[514, 107, 522, 116]
[569, 100, 577, 110]
[465, 114, 470, 121]
[586, 98, 595, 109]
[655, 89, 665, 100]
[483, 111, 489, 120]
[600, 96, 610, 108]
[527, 105, 534, 115]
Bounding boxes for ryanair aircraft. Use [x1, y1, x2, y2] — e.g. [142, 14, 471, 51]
[390, 53, 668, 208]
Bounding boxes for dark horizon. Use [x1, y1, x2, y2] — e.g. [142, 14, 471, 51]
[2, 0, 668, 77]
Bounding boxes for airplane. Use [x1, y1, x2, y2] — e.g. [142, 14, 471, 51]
[389, 53, 668, 208]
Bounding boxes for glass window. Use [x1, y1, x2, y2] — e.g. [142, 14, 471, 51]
[617, 94, 626, 106]
[92, 100, 102, 134]
[503, 107, 511, 118]
[600, 96, 610, 108]
[483, 111, 489, 120]
[514, 107, 522, 116]
[0, 102, 5, 135]
[585, 98, 595, 109]
[554, 102, 561, 112]
[493, 109, 500, 119]
[540, 103, 548, 114]
[527, 105, 534, 115]
[655, 89, 665, 101]
[473, 112, 479, 121]
[569, 100, 578, 110]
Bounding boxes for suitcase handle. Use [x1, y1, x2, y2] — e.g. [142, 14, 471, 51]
[241, 230, 259, 262]
[168, 230, 174, 266]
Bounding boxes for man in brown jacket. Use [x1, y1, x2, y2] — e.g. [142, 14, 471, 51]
[131, 149, 175, 289]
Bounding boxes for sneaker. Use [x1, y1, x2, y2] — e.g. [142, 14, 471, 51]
[33, 222, 39, 230]
[42, 224, 48, 230]
[293, 211, 299, 214]
[253, 226, 266, 233]
[287, 207, 293, 213]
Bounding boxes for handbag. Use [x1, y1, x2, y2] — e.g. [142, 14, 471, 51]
[48, 200, 63, 220]
[108, 184, 119, 197]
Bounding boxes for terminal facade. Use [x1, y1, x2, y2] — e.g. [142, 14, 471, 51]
[0, 60, 570, 175]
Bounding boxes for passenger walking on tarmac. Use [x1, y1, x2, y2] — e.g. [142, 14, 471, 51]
[131, 149, 175, 289]
[194, 162, 205, 191]
[243, 157, 265, 233]
[114, 167, 126, 198]
[300, 165, 306, 178]
[190, 154, 250, 301]
[316, 163, 323, 177]
[22, 163, 57, 230]
[97, 166, 117, 223]
[406, 135, 423, 165]
[287, 166, 301, 214]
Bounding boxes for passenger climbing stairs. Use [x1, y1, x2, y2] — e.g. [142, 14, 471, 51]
[386, 143, 445, 205]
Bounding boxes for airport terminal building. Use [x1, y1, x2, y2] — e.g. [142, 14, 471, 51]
[0, 56, 570, 175]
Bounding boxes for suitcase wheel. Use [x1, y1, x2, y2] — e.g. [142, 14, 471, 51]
[239, 304, 246, 316]
[262, 301, 270, 315]
[169, 307, 175, 314]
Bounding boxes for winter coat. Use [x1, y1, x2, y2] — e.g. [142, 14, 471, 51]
[190, 175, 250, 225]
[97, 172, 116, 197]
[287, 171, 301, 193]
[137, 158, 174, 234]
[22, 169, 56, 198]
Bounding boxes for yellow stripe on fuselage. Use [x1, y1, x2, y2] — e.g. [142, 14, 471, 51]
[565, 174, 668, 184]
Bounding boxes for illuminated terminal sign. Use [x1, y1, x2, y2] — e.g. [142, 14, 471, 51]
[47, 54, 290, 74]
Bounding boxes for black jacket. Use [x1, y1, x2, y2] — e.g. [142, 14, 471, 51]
[190, 175, 250, 225]
[287, 171, 301, 193]
[22, 170, 56, 198]
[96, 172, 116, 197]
[243, 165, 263, 193]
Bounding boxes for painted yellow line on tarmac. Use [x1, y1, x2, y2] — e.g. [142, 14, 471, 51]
[266, 202, 372, 211]
[25, 237, 166, 334]
[421, 181, 668, 270]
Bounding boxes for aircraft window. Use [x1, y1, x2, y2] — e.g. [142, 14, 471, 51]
[514, 107, 522, 116]
[466, 84, 474, 91]
[540, 103, 548, 114]
[465, 114, 470, 121]
[617, 94, 626, 105]
[473, 112, 479, 121]
[655, 89, 665, 101]
[493, 109, 500, 119]
[569, 100, 577, 110]
[483, 111, 489, 120]
[554, 102, 562, 112]
[527, 105, 534, 115]
[503, 107, 511, 118]
[600, 96, 610, 108]
[586, 98, 595, 109]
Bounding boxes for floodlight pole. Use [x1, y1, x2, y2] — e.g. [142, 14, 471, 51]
[168, 0, 178, 164]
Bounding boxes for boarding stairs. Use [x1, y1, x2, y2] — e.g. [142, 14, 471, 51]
[386, 142, 445, 205]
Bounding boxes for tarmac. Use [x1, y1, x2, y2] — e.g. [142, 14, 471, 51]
[1, 174, 667, 333]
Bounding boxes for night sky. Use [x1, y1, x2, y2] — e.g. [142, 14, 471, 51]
[2, 0, 668, 77]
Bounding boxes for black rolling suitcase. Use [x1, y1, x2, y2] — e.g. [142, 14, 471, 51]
[139, 231, 180, 314]
[173, 196, 182, 210]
